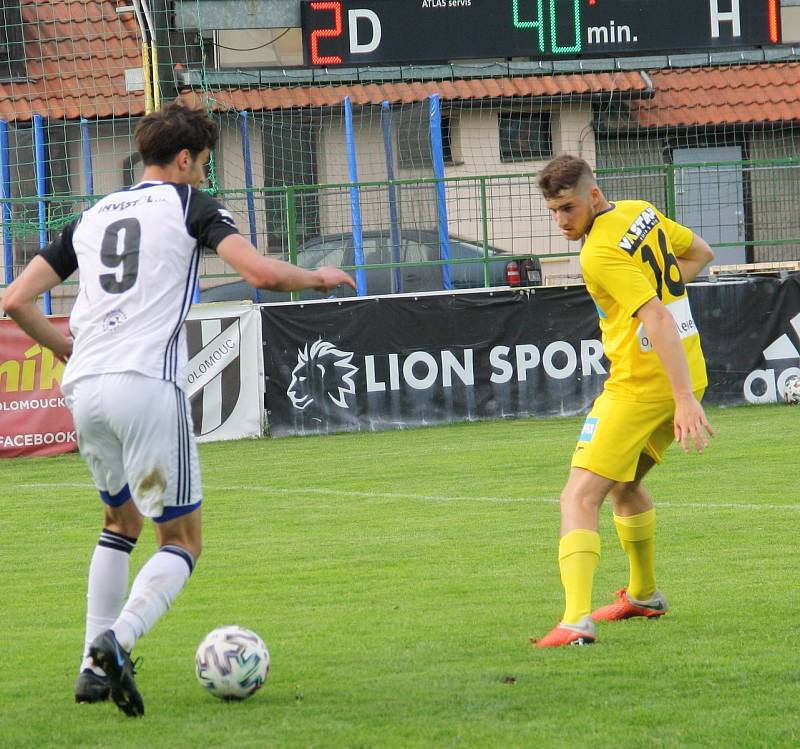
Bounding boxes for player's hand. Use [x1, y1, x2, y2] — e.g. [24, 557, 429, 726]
[673, 396, 715, 454]
[313, 267, 357, 293]
[53, 335, 73, 364]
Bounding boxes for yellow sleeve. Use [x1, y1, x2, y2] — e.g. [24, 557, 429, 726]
[654, 208, 694, 257]
[582, 244, 657, 319]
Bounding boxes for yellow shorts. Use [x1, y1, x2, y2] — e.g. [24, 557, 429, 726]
[570, 389, 705, 483]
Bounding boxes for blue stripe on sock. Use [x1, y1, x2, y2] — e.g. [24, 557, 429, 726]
[159, 544, 196, 574]
[98, 528, 137, 554]
[101, 528, 138, 545]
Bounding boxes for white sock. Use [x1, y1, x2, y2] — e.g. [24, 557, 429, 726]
[81, 529, 137, 674]
[112, 545, 195, 652]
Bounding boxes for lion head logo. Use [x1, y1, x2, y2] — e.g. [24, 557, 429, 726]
[287, 340, 358, 411]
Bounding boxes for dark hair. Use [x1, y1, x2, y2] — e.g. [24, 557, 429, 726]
[134, 102, 219, 166]
[537, 155, 595, 199]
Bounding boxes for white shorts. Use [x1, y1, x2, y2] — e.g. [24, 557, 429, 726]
[62, 372, 202, 521]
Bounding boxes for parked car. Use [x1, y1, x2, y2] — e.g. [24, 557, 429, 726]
[200, 229, 540, 303]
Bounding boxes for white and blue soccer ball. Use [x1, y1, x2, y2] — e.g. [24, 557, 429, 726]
[784, 374, 800, 405]
[195, 625, 270, 700]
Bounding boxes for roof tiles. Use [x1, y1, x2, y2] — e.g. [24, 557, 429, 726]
[0, 0, 145, 122]
[635, 63, 800, 127]
[180, 71, 651, 114]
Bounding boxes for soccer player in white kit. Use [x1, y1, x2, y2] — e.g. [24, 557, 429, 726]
[2, 103, 354, 717]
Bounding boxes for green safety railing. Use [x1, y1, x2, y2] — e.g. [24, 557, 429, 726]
[2, 158, 799, 294]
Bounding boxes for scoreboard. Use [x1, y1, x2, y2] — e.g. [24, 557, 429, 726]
[301, 0, 782, 66]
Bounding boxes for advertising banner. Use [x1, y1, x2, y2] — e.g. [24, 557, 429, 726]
[0, 317, 77, 458]
[261, 287, 606, 437]
[185, 304, 264, 442]
[689, 275, 800, 405]
[262, 275, 800, 437]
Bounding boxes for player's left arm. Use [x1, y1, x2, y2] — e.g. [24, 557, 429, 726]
[187, 190, 354, 294]
[1, 256, 73, 362]
[635, 297, 715, 454]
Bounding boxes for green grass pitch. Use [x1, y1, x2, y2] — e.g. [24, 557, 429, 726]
[1, 404, 798, 748]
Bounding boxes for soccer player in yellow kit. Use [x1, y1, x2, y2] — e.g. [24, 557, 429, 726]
[534, 155, 716, 647]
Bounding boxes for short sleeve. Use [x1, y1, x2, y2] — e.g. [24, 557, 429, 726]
[185, 190, 241, 251]
[38, 221, 79, 280]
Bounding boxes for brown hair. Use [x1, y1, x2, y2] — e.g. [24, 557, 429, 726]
[134, 102, 219, 166]
[537, 155, 595, 199]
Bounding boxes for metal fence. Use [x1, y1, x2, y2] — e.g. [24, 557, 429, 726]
[2, 159, 800, 310]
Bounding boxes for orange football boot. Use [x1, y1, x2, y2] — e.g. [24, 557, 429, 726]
[533, 616, 596, 648]
[592, 588, 669, 621]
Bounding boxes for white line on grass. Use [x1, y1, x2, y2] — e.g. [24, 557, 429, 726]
[20, 482, 800, 511]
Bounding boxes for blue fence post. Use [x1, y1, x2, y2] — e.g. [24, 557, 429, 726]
[239, 110, 259, 247]
[429, 94, 452, 291]
[345, 96, 367, 296]
[33, 114, 52, 314]
[381, 101, 402, 293]
[0, 120, 12, 286]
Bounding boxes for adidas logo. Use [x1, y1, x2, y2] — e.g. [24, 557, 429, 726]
[743, 312, 800, 403]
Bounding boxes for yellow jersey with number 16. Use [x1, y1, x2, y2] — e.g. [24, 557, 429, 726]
[580, 200, 708, 402]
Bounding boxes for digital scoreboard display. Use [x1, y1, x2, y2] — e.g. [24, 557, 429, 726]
[301, 0, 782, 66]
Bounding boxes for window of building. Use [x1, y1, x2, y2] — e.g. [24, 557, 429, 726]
[499, 112, 552, 163]
[0, 0, 25, 80]
[262, 117, 320, 252]
[397, 106, 455, 170]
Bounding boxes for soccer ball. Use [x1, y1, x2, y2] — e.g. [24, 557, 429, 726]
[195, 625, 270, 700]
[784, 374, 800, 405]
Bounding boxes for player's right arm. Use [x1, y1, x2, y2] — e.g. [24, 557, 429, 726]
[675, 233, 714, 283]
[1, 255, 74, 362]
[2, 222, 77, 362]
[635, 297, 714, 454]
[655, 210, 714, 283]
[216, 233, 355, 294]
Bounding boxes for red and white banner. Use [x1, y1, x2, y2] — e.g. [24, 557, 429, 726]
[0, 317, 77, 458]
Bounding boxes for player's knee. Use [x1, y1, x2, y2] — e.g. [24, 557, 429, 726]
[559, 486, 603, 515]
[610, 481, 649, 511]
[609, 483, 632, 504]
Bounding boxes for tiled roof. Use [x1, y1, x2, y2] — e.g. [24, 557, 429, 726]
[182, 64, 800, 127]
[636, 63, 800, 127]
[0, 0, 144, 122]
[180, 72, 652, 113]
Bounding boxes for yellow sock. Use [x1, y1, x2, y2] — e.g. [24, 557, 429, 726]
[614, 509, 657, 601]
[558, 529, 601, 625]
